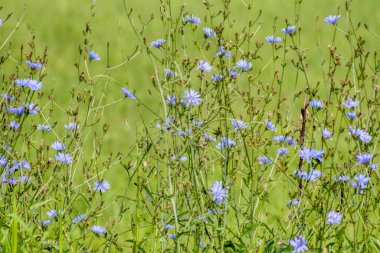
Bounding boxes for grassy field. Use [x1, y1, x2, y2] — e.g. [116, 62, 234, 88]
[2, 0, 379, 150]
[1, 0, 380, 251]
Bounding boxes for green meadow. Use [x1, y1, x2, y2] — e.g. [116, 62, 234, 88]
[1, 0, 380, 251]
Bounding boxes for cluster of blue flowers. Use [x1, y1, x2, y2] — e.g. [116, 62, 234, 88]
[0, 158, 30, 185]
[1, 6, 377, 251]
[15, 79, 42, 91]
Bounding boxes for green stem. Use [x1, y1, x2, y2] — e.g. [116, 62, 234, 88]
[11, 191, 18, 253]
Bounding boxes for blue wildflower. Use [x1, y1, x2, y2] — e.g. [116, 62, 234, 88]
[203, 27, 216, 38]
[265, 119, 276, 132]
[322, 128, 332, 140]
[9, 121, 20, 130]
[258, 156, 273, 164]
[185, 15, 201, 24]
[307, 169, 322, 181]
[295, 170, 309, 180]
[29, 80, 43, 91]
[165, 224, 175, 230]
[94, 180, 110, 193]
[277, 148, 289, 156]
[335, 175, 350, 182]
[89, 50, 101, 61]
[286, 199, 299, 206]
[25, 103, 39, 115]
[356, 153, 372, 164]
[216, 46, 231, 58]
[183, 89, 201, 106]
[324, 15, 341, 25]
[350, 174, 370, 193]
[55, 153, 73, 164]
[8, 161, 19, 172]
[1, 93, 15, 101]
[18, 175, 29, 183]
[92, 225, 107, 234]
[231, 120, 248, 132]
[327, 210, 342, 225]
[309, 100, 323, 109]
[37, 124, 51, 131]
[156, 117, 173, 131]
[299, 148, 324, 163]
[2, 143, 11, 152]
[236, 59, 252, 71]
[150, 38, 166, 48]
[229, 69, 239, 78]
[7, 105, 25, 115]
[343, 97, 359, 109]
[369, 163, 378, 171]
[198, 60, 212, 72]
[172, 155, 187, 162]
[166, 95, 176, 105]
[346, 111, 356, 119]
[21, 160, 31, 170]
[216, 137, 235, 149]
[0, 156, 6, 166]
[121, 87, 137, 99]
[216, 46, 223, 56]
[193, 119, 203, 126]
[273, 135, 285, 142]
[281, 26, 296, 34]
[168, 234, 176, 239]
[348, 127, 371, 143]
[47, 209, 59, 218]
[0, 19, 2, 27]
[177, 129, 188, 137]
[211, 74, 224, 81]
[73, 214, 86, 224]
[15, 79, 30, 87]
[289, 236, 308, 253]
[265, 35, 281, 43]
[42, 220, 51, 227]
[286, 137, 297, 146]
[164, 69, 177, 77]
[210, 181, 227, 204]
[26, 60, 43, 69]
[15, 79, 42, 91]
[65, 122, 79, 130]
[1, 172, 17, 185]
[204, 133, 216, 142]
[51, 141, 66, 151]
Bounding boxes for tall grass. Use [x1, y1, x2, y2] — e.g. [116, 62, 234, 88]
[0, 0, 379, 252]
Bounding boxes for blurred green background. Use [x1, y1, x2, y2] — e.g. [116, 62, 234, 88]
[2, 0, 379, 145]
[2, 0, 379, 138]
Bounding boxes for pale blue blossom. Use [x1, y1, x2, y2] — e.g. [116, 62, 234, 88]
[94, 180, 110, 193]
[265, 35, 281, 43]
[92, 225, 107, 234]
[150, 38, 166, 48]
[324, 15, 341, 25]
[216, 137, 235, 149]
[289, 236, 308, 253]
[210, 181, 227, 204]
[236, 59, 252, 71]
[203, 27, 216, 38]
[327, 210, 342, 225]
[198, 60, 212, 72]
[281, 26, 296, 34]
[185, 15, 201, 24]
